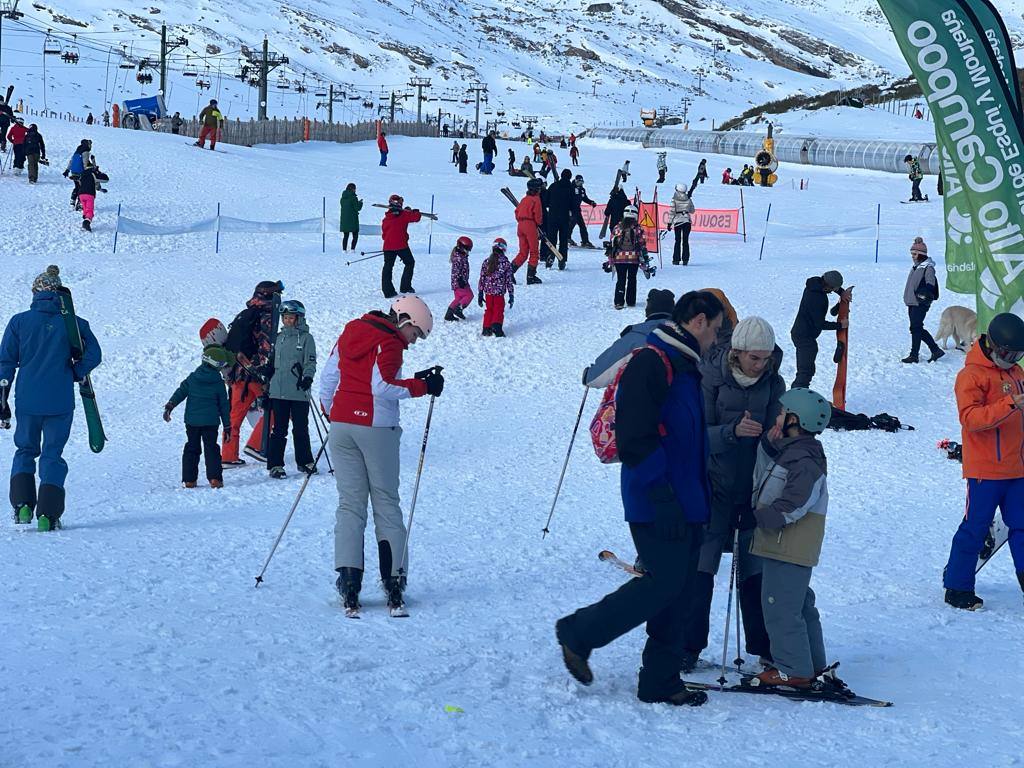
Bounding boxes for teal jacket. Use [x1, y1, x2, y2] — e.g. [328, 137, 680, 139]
[268, 318, 317, 402]
[169, 362, 230, 427]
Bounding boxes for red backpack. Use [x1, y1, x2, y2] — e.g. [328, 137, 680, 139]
[589, 345, 673, 464]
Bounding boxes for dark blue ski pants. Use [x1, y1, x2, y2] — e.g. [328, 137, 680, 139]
[12, 411, 74, 488]
[943, 478, 1024, 591]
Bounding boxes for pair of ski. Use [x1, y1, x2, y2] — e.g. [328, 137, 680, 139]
[598, 550, 892, 708]
[344, 602, 408, 619]
[498, 187, 562, 263]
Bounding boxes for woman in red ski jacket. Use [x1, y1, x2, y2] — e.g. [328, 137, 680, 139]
[380, 194, 423, 298]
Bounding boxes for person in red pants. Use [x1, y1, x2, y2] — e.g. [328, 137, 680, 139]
[512, 178, 544, 285]
[196, 99, 223, 150]
[222, 280, 283, 465]
[478, 238, 515, 338]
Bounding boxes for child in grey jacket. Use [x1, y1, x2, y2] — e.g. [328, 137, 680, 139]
[266, 300, 317, 478]
[749, 387, 847, 694]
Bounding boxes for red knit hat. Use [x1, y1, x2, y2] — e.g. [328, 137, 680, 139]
[200, 318, 227, 348]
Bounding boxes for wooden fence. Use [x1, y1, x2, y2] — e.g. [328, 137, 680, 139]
[162, 117, 438, 147]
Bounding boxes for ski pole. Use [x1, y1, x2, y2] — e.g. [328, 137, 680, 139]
[0, 379, 10, 429]
[253, 438, 329, 587]
[542, 387, 590, 538]
[398, 373, 441, 576]
[732, 530, 745, 673]
[346, 251, 385, 266]
[718, 527, 740, 688]
[289, 362, 334, 475]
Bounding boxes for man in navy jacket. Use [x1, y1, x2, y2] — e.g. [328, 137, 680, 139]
[0, 266, 102, 529]
[556, 291, 724, 707]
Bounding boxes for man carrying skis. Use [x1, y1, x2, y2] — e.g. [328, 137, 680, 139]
[321, 296, 444, 617]
[0, 95, 13, 152]
[943, 313, 1024, 610]
[0, 266, 102, 530]
[789, 271, 848, 389]
[545, 169, 575, 269]
[513, 178, 545, 285]
[556, 291, 725, 707]
[195, 99, 223, 150]
[904, 154, 925, 202]
[222, 280, 284, 465]
[22, 124, 46, 184]
[570, 175, 597, 248]
[380, 194, 423, 298]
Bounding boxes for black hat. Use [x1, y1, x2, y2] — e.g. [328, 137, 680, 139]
[822, 270, 844, 291]
[255, 280, 284, 297]
[645, 289, 675, 319]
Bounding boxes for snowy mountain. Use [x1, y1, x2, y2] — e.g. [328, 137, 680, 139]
[6, 0, 1024, 131]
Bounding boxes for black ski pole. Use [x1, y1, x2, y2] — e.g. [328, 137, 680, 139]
[718, 528, 740, 687]
[290, 361, 334, 475]
[734, 531, 745, 673]
[0, 378, 10, 429]
[397, 368, 441, 576]
[253, 439, 329, 588]
[346, 251, 385, 266]
[542, 387, 590, 538]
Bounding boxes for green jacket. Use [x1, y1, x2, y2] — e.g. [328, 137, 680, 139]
[268, 318, 317, 401]
[908, 157, 923, 181]
[340, 188, 363, 233]
[169, 362, 230, 428]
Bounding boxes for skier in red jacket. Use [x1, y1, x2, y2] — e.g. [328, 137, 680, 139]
[377, 129, 389, 167]
[319, 295, 444, 617]
[512, 178, 545, 285]
[380, 194, 423, 298]
[7, 117, 27, 173]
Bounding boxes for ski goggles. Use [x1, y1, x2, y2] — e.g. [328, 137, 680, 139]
[991, 343, 1024, 367]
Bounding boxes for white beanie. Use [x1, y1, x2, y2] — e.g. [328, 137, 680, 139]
[732, 316, 776, 352]
[675, 184, 689, 195]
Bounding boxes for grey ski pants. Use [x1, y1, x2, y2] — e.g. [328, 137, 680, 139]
[761, 558, 826, 678]
[329, 422, 407, 578]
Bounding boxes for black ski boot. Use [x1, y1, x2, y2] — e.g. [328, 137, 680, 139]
[444, 307, 460, 322]
[482, 326, 493, 337]
[269, 466, 286, 479]
[491, 324, 505, 338]
[453, 305, 466, 320]
[384, 575, 408, 617]
[10, 472, 36, 524]
[526, 266, 543, 285]
[555, 618, 593, 685]
[335, 567, 363, 618]
[82, 219, 92, 232]
[637, 677, 708, 707]
[945, 588, 983, 610]
[36, 483, 65, 532]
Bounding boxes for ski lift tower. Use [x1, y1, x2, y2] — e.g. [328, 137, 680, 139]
[408, 76, 431, 124]
[0, 0, 24, 81]
[467, 81, 487, 138]
[242, 37, 288, 120]
[158, 23, 188, 101]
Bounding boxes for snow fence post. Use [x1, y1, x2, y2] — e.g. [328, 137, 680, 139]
[427, 194, 435, 255]
[740, 187, 747, 243]
[322, 196, 326, 254]
[874, 203, 881, 264]
[112, 203, 121, 254]
[758, 202, 772, 261]
[215, 203, 221, 254]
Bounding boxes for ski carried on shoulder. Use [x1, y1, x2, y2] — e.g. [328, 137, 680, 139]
[598, 549, 645, 577]
[683, 677, 892, 708]
[56, 287, 106, 453]
[499, 187, 562, 259]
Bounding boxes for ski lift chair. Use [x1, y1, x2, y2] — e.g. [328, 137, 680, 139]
[183, 57, 198, 77]
[42, 30, 62, 56]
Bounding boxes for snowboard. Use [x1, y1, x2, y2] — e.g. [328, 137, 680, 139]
[900, 196, 930, 203]
[683, 678, 893, 708]
[831, 288, 851, 411]
[259, 292, 282, 455]
[598, 549, 644, 577]
[56, 287, 106, 453]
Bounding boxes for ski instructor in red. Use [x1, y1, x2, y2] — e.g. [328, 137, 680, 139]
[380, 194, 423, 299]
[320, 296, 445, 617]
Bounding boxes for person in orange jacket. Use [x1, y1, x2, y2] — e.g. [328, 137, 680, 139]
[377, 128, 389, 167]
[943, 312, 1024, 610]
[512, 178, 545, 285]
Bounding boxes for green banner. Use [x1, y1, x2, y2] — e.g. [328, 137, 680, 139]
[937, 0, 1020, 294]
[878, 0, 1024, 329]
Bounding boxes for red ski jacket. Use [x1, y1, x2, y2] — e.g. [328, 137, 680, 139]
[320, 312, 427, 428]
[381, 209, 422, 251]
[515, 194, 543, 226]
[6, 123, 26, 145]
[377, 134, 388, 153]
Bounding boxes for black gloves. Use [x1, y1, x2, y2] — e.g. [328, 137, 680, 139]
[255, 364, 274, 384]
[298, 376, 313, 391]
[509, 294, 514, 308]
[648, 483, 686, 540]
[478, 293, 485, 307]
[415, 367, 445, 397]
[162, 403, 174, 422]
[62, 169, 69, 178]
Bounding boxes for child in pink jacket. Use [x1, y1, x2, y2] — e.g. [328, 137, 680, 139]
[478, 237, 515, 337]
[445, 236, 474, 322]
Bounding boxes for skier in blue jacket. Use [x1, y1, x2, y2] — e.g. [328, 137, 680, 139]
[0, 266, 102, 530]
[555, 290, 725, 707]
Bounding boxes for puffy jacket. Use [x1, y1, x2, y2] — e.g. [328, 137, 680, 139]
[955, 338, 1024, 480]
[168, 362, 230, 428]
[450, 245, 471, 290]
[478, 252, 515, 299]
[606, 188, 629, 223]
[790, 277, 840, 341]
[6, 122, 26, 145]
[515, 194, 543, 226]
[908, 157, 923, 180]
[22, 128, 45, 157]
[268, 318, 317, 402]
[750, 437, 829, 567]
[198, 105, 222, 129]
[0, 291, 101, 416]
[0, 103, 12, 126]
[584, 316, 671, 388]
[609, 222, 647, 264]
[903, 258, 938, 306]
[381, 209, 421, 250]
[701, 344, 785, 529]
[616, 324, 711, 525]
[669, 188, 695, 227]
[482, 134, 497, 154]
[319, 312, 427, 428]
[77, 166, 109, 197]
[66, 145, 90, 176]
[340, 188, 363, 233]
[546, 177, 574, 221]
[224, 294, 274, 381]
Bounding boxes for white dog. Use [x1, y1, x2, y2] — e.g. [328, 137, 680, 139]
[935, 306, 978, 351]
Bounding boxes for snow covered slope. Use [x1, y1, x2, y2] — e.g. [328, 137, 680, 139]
[1, 120, 1023, 766]
[6, 0, 1024, 131]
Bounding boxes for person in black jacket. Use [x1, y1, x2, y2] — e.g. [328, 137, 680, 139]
[0, 96, 13, 152]
[606, 186, 629, 230]
[790, 270, 848, 389]
[458, 144, 468, 174]
[481, 131, 497, 174]
[545, 169, 575, 268]
[23, 124, 46, 184]
[555, 291, 725, 707]
[570, 175, 597, 248]
[171, 112, 184, 135]
[77, 162, 110, 231]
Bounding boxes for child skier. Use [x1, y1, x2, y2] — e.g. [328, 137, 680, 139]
[656, 152, 668, 184]
[265, 300, 318, 479]
[199, 318, 227, 348]
[77, 162, 109, 232]
[512, 178, 545, 285]
[380, 194, 423, 298]
[605, 205, 650, 310]
[478, 237, 515, 337]
[163, 347, 234, 488]
[749, 387, 848, 695]
[445, 236, 474, 322]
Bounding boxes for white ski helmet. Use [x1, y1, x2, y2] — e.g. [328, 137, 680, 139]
[623, 205, 639, 219]
[391, 295, 434, 339]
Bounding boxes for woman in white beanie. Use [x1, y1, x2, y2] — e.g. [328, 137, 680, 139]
[679, 315, 786, 671]
[902, 236, 944, 363]
[669, 185, 696, 265]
